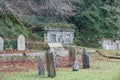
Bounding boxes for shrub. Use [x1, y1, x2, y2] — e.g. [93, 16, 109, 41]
[4, 39, 17, 50]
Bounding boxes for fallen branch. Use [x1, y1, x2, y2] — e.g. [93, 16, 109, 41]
[96, 50, 120, 59]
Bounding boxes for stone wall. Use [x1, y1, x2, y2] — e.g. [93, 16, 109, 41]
[45, 29, 74, 44]
[102, 39, 120, 50]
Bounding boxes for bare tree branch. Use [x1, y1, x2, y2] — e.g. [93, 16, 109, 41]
[0, 0, 80, 21]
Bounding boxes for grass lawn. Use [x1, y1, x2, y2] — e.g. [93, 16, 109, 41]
[2, 58, 120, 80]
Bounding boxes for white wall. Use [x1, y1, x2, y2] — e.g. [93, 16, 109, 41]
[45, 30, 74, 44]
[102, 39, 120, 50]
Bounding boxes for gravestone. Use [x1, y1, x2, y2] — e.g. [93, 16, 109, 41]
[38, 58, 45, 75]
[68, 46, 77, 66]
[82, 48, 90, 68]
[72, 60, 79, 71]
[17, 35, 25, 51]
[48, 43, 64, 51]
[46, 51, 56, 78]
[0, 37, 4, 52]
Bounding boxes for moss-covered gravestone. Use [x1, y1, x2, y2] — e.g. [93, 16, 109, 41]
[46, 51, 56, 78]
[82, 48, 90, 69]
[38, 58, 45, 75]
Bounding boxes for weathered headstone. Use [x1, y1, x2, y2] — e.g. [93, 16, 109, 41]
[48, 43, 64, 51]
[72, 60, 79, 71]
[82, 48, 90, 68]
[38, 58, 45, 75]
[17, 35, 25, 51]
[46, 51, 56, 78]
[68, 46, 77, 66]
[0, 37, 4, 52]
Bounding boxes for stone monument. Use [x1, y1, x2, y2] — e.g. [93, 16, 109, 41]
[72, 60, 79, 71]
[38, 58, 45, 75]
[68, 46, 77, 66]
[82, 48, 90, 68]
[0, 37, 4, 52]
[17, 34, 25, 51]
[46, 51, 56, 78]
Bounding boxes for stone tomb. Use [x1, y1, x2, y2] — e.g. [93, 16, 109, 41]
[0, 37, 4, 51]
[44, 28, 75, 44]
[17, 35, 25, 51]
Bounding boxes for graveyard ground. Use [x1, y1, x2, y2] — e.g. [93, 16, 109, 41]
[0, 50, 120, 80]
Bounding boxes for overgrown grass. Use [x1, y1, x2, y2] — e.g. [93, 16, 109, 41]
[76, 46, 120, 56]
[2, 58, 120, 80]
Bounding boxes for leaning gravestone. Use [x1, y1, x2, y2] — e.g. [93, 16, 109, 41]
[82, 48, 90, 68]
[17, 35, 25, 51]
[0, 37, 4, 52]
[68, 46, 77, 66]
[46, 51, 56, 78]
[38, 58, 45, 75]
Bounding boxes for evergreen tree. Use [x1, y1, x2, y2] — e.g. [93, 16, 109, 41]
[74, 0, 120, 48]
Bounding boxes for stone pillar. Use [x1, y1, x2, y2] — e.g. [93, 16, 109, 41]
[68, 46, 76, 66]
[46, 51, 56, 78]
[38, 58, 45, 75]
[82, 48, 90, 68]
